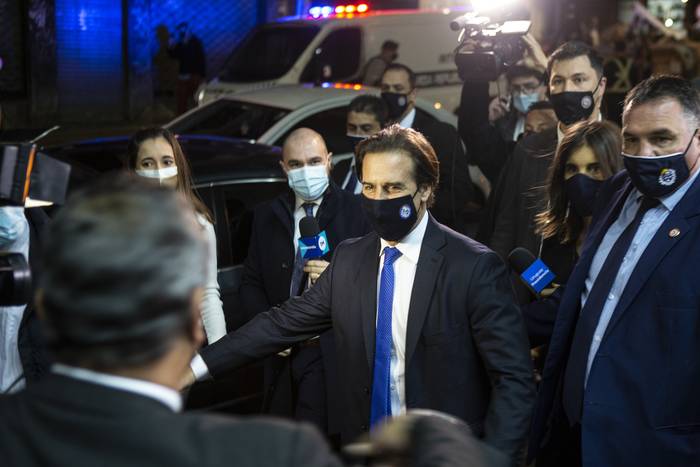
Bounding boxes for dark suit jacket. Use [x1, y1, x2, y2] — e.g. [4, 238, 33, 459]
[0, 373, 341, 467]
[202, 214, 535, 464]
[412, 113, 479, 234]
[528, 171, 700, 466]
[239, 182, 370, 433]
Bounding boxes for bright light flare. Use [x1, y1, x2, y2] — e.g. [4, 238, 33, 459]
[665, 18, 674, 28]
[357, 4, 369, 13]
[471, 0, 519, 14]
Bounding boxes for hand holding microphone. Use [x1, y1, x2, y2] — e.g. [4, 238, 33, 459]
[508, 247, 557, 297]
[298, 216, 331, 285]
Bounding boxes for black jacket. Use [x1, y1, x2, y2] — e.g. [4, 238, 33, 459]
[412, 112, 479, 234]
[201, 214, 535, 464]
[239, 182, 370, 434]
[0, 373, 341, 467]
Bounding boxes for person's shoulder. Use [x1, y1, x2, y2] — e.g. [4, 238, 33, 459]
[181, 413, 336, 463]
[431, 217, 492, 258]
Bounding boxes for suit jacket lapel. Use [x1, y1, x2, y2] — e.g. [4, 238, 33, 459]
[359, 233, 381, 369]
[271, 191, 295, 239]
[405, 215, 445, 366]
[604, 176, 700, 338]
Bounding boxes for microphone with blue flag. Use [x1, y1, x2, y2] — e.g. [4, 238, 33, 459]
[508, 247, 556, 296]
[298, 216, 330, 259]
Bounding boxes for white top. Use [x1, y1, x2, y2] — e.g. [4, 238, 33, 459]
[52, 363, 182, 411]
[197, 214, 227, 344]
[398, 108, 417, 129]
[292, 196, 322, 253]
[376, 211, 429, 416]
[0, 207, 29, 394]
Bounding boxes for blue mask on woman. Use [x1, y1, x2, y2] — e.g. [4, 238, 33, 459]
[564, 173, 604, 217]
[623, 130, 698, 198]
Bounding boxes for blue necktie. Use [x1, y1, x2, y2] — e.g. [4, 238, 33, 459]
[562, 196, 659, 425]
[289, 203, 316, 297]
[344, 167, 359, 193]
[370, 246, 402, 428]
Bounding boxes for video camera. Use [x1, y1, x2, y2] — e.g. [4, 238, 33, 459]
[452, 1, 531, 82]
[0, 138, 71, 305]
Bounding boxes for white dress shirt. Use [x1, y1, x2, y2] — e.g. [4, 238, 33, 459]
[52, 363, 182, 411]
[377, 211, 429, 416]
[398, 108, 417, 129]
[196, 214, 227, 344]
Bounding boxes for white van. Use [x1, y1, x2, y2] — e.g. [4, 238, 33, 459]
[197, 7, 466, 112]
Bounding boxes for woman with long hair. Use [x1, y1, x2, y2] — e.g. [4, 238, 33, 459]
[127, 127, 226, 343]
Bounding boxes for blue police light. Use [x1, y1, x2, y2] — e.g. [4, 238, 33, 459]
[309, 6, 322, 18]
[321, 6, 333, 17]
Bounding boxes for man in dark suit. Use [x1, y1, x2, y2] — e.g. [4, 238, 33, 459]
[380, 64, 478, 234]
[332, 95, 388, 193]
[528, 75, 700, 466]
[240, 128, 370, 437]
[188, 125, 535, 465]
[0, 175, 340, 466]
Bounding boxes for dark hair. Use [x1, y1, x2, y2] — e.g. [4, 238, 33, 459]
[527, 101, 554, 113]
[383, 63, 416, 89]
[41, 174, 206, 370]
[536, 120, 622, 243]
[507, 65, 545, 83]
[382, 40, 399, 51]
[623, 75, 700, 125]
[127, 127, 212, 223]
[348, 95, 389, 128]
[355, 124, 439, 206]
[547, 41, 604, 82]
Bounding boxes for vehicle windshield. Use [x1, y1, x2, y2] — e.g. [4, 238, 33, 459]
[168, 99, 289, 140]
[220, 24, 320, 82]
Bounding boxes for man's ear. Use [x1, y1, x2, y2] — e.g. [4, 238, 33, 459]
[279, 160, 288, 174]
[418, 184, 432, 205]
[596, 76, 607, 99]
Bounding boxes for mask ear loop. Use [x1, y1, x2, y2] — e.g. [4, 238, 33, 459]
[685, 129, 700, 172]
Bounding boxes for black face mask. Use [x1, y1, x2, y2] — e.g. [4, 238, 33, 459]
[361, 191, 418, 241]
[564, 173, 604, 217]
[623, 130, 699, 198]
[549, 79, 601, 126]
[381, 92, 410, 121]
[346, 134, 367, 152]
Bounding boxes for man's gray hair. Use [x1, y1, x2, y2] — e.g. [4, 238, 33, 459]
[41, 174, 207, 369]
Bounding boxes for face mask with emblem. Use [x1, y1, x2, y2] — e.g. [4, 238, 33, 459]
[549, 78, 602, 126]
[623, 130, 699, 198]
[360, 191, 419, 241]
[381, 92, 410, 121]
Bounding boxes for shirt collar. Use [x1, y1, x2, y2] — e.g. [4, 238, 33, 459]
[52, 363, 182, 412]
[398, 108, 417, 129]
[380, 209, 429, 265]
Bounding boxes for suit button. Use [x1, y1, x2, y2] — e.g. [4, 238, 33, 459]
[363, 387, 370, 395]
[281, 262, 289, 269]
[361, 424, 368, 432]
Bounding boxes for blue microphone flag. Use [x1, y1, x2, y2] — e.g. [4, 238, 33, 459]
[298, 230, 330, 259]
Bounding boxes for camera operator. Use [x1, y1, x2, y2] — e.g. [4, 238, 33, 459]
[459, 61, 547, 185]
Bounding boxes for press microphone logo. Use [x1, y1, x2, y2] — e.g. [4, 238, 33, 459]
[299, 230, 330, 259]
[521, 258, 556, 294]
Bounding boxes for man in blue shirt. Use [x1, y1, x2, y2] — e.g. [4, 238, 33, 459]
[529, 75, 700, 466]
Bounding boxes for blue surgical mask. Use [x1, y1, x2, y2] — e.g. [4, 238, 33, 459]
[623, 130, 699, 198]
[513, 91, 540, 114]
[0, 207, 27, 243]
[287, 165, 329, 201]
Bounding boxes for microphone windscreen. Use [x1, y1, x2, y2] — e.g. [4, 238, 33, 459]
[508, 247, 537, 275]
[300, 216, 320, 237]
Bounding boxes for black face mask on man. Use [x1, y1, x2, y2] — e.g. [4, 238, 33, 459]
[623, 130, 699, 198]
[549, 78, 602, 126]
[381, 92, 410, 121]
[361, 190, 419, 241]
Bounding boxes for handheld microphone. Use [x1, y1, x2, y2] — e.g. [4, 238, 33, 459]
[298, 216, 330, 260]
[508, 247, 556, 295]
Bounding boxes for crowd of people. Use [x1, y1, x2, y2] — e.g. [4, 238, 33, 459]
[1, 12, 700, 467]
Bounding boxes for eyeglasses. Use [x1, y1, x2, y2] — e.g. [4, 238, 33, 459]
[511, 82, 542, 94]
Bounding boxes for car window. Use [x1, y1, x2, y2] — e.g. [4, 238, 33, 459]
[168, 100, 289, 140]
[220, 25, 320, 82]
[216, 181, 288, 268]
[274, 105, 352, 155]
[300, 28, 362, 83]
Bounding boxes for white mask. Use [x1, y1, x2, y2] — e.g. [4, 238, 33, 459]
[287, 165, 329, 201]
[136, 166, 178, 184]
